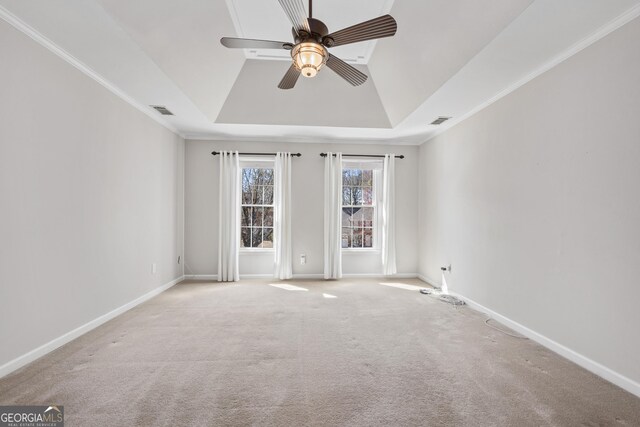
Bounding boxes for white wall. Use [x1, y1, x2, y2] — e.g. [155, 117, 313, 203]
[418, 17, 640, 386]
[185, 140, 418, 277]
[0, 19, 184, 369]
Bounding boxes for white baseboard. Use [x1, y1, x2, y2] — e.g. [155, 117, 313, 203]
[448, 290, 640, 398]
[185, 273, 420, 281]
[292, 274, 325, 279]
[343, 273, 418, 279]
[0, 275, 184, 379]
[184, 274, 218, 280]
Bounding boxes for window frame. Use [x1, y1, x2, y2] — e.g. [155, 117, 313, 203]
[341, 160, 382, 253]
[239, 158, 275, 253]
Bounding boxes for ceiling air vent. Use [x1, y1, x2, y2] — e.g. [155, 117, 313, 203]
[150, 105, 174, 116]
[430, 116, 451, 125]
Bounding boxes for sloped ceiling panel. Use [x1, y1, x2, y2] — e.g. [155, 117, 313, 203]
[98, 0, 245, 122]
[216, 59, 391, 128]
[369, 0, 534, 127]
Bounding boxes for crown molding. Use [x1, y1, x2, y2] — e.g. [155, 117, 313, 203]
[0, 5, 185, 140]
[420, 3, 640, 146]
[183, 132, 421, 146]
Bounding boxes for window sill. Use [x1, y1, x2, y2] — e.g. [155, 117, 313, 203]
[342, 249, 381, 254]
[240, 249, 274, 254]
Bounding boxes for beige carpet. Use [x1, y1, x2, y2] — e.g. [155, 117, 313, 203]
[1, 278, 639, 426]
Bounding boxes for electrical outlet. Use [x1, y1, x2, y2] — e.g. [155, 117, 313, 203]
[152, 263, 157, 274]
[300, 254, 306, 265]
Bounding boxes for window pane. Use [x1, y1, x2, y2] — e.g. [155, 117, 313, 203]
[342, 207, 353, 227]
[361, 207, 374, 227]
[352, 187, 363, 205]
[362, 170, 373, 186]
[247, 185, 256, 204]
[342, 187, 352, 205]
[242, 168, 252, 189]
[252, 228, 262, 248]
[242, 189, 252, 204]
[241, 227, 251, 248]
[252, 186, 263, 204]
[263, 207, 273, 227]
[263, 185, 274, 205]
[342, 169, 351, 186]
[363, 186, 373, 205]
[260, 169, 274, 185]
[352, 228, 363, 248]
[363, 228, 373, 248]
[242, 170, 253, 203]
[341, 227, 352, 248]
[262, 228, 273, 248]
[352, 169, 362, 185]
[242, 207, 252, 227]
[351, 207, 364, 227]
[254, 207, 265, 227]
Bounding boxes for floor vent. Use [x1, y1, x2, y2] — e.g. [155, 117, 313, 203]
[430, 116, 451, 125]
[150, 105, 174, 116]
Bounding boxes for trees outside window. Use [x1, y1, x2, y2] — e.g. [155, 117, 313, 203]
[341, 168, 375, 249]
[241, 168, 274, 248]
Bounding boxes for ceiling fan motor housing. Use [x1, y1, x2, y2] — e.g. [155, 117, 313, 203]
[292, 18, 329, 44]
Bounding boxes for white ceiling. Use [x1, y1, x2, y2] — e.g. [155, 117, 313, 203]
[1, 0, 639, 144]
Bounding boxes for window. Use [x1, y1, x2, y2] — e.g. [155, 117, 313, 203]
[241, 167, 274, 249]
[342, 168, 375, 249]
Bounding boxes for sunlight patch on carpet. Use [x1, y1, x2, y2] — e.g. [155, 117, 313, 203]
[269, 284, 308, 291]
[379, 282, 423, 291]
[322, 293, 337, 299]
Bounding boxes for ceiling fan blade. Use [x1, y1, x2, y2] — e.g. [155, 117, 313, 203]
[278, 64, 300, 90]
[277, 0, 310, 35]
[325, 54, 368, 86]
[324, 15, 397, 47]
[220, 37, 293, 50]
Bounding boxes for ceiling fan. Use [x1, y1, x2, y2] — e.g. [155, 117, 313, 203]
[220, 0, 397, 89]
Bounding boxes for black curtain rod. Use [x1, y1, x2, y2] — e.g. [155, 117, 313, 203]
[211, 151, 302, 157]
[320, 153, 405, 159]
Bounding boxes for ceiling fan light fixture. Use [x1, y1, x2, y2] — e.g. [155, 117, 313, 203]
[291, 42, 328, 78]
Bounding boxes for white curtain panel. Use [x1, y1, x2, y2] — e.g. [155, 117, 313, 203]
[324, 152, 343, 279]
[218, 151, 240, 282]
[381, 154, 397, 275]
[274, 152, 293, 279]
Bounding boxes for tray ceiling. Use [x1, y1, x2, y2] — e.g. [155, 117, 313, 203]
[1, 0, 639, 143]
